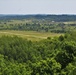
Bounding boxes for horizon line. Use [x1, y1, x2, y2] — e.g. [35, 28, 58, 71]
[0, 13, 76, 15]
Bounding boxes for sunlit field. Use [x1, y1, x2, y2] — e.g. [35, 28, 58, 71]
[0, 30, 63, 41]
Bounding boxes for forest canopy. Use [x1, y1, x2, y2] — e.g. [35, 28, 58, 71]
[0, 32, 76, 75]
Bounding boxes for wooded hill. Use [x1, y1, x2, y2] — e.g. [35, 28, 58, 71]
[0, 14, 76, 22]
[0, 32, 76, 75]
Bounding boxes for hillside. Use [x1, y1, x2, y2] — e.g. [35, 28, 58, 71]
[0, 15, 76, 75]
[0, 32, 76, 75]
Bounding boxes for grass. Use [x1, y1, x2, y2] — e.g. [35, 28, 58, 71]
[0, 30, 63, 41]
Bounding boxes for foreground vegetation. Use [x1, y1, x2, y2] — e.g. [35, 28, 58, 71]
[0, 32, 76, 75]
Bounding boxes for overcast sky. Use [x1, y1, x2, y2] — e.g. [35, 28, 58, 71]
[0, 0, 76, 14]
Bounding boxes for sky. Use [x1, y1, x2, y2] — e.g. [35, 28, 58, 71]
[0, 0, 76, 15]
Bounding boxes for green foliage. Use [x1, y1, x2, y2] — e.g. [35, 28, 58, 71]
[0, 54, 32, 75]
[31, 58, 61, 75]
[58, 35, 64, 41]
[0, 31, 76, 74]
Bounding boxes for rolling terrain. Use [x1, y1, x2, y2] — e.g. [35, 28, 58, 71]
[0, 15, 76, 75]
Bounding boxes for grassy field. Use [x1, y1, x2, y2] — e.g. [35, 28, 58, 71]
[0, 30, 63, 41]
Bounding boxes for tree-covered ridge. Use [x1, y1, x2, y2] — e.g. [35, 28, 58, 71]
[0, 15, 76, 22]
[0, 32, 76, 75]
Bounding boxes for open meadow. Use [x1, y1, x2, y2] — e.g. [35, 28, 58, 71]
[0, 30, 63, 41]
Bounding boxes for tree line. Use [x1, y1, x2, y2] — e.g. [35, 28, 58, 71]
[1, 15, 76, 22]
[0, 21, 76, 33]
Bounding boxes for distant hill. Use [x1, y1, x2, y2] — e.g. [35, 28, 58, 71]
[0, 14, 76, 22]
